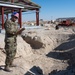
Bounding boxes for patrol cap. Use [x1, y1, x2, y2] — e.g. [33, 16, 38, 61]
[11, 12, 19, 18]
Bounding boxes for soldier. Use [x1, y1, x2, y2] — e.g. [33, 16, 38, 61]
[4, 12, 25, 72]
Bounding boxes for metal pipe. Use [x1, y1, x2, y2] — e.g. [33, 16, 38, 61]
[19, 8, 22, 28]
[11, 0, 14, 3]
[2, 7, 4, 29]
[0, 3, 24, 8]
[36, 9, 39, 26]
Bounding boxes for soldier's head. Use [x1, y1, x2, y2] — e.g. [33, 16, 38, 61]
[11, 12, 19, 22]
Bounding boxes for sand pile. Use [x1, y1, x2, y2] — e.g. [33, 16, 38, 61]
[0, 26, 75, 75]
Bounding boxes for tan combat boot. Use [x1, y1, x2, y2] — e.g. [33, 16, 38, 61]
[4, 65, 12, 72]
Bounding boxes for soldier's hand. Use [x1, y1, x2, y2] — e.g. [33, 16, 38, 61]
[19, 28, 25, 33]
[21, 28, 25, 31]
[15, 28, 25, 35]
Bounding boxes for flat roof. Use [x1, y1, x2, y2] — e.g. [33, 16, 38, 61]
[0, 1, 41, 14]
[4, 0, 41, 8]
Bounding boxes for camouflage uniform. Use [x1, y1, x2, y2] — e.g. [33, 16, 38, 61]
[4, 19, 18, 66]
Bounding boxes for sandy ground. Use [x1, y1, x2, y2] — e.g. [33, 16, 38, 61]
[0, 25, 75, 75]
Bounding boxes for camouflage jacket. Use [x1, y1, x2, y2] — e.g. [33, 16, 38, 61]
[4, 19, 19, 43]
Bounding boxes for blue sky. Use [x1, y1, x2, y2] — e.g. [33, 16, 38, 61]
[22, 0, 75, 21]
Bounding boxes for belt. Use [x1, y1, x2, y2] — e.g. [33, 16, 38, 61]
[6, 33, 14, 37]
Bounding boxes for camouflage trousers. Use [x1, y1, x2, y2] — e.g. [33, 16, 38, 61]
[5, 37, 17, 66]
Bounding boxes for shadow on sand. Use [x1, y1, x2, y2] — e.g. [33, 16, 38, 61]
[54, 34, 75, 51]
[24, 66, 43, 75]
[46, 34, 75, 75]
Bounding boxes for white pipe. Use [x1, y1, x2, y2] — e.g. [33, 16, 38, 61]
[0, 3, 24, 8]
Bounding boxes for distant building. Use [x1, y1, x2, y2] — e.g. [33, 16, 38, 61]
[56, 17, 75, 22]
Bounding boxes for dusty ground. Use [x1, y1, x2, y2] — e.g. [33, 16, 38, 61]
[0, 25, 75, 75]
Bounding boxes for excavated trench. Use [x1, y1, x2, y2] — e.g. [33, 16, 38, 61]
[21, 32, 75, 75]
[1, 28, 75, 75]
[48, 34, 75, 75]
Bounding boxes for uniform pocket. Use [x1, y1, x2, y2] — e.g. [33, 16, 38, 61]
[6, 37, 15, 43]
